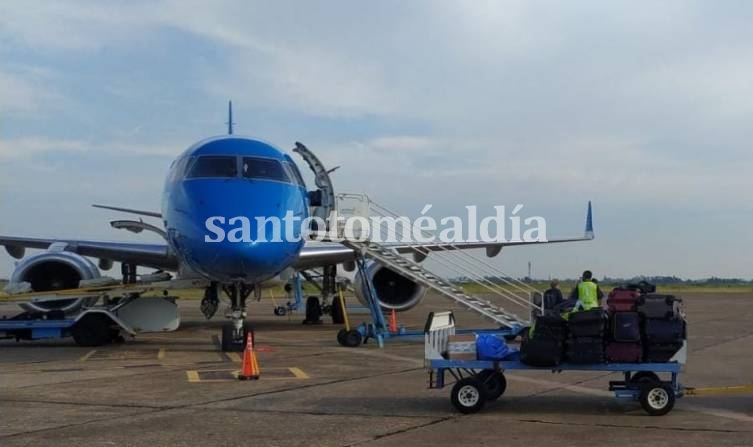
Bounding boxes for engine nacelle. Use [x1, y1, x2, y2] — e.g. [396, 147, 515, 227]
[353, 261, 427, 311]
[9, 251, 101, 313]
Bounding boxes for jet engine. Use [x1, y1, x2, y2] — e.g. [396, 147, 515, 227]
[8, 251, 101, 313]
[353, 261, 427, 311]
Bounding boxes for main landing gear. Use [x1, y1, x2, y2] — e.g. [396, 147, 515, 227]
[219, 282, 254, 352]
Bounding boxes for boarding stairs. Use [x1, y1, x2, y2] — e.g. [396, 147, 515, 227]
[336, 193, 542, 331]
[341, 238, 528, 328]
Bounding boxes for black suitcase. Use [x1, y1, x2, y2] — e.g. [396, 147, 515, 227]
[566, 337, 605, 364]
[531, 315, 568, 341]
[643, 318, 686, 343]
[622, 281, 656, 294]
[637, 294, 682, 319]
[611, 312, 641, 342]
[568, 309, 607, 338]
[644, 342, 683, 362]
[520, 337, 563, 367]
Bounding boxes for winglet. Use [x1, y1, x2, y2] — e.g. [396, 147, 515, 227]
[584, 201, 594, 239]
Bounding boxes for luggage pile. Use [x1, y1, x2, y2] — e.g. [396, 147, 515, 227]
[566, 309, 608, 363]
[606, 288, 644, 362]
[519, 282, 687, 366]
[639, 293, 686, 361]
[519, 315, 567, 367]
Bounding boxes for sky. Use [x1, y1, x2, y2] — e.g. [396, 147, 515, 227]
[0, 1, 752, 280]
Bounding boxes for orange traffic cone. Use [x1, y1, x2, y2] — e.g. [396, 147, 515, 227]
[388, 309, 398, 333]
[238, 331, 260, 380]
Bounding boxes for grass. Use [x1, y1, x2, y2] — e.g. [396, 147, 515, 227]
[2, 279, 751, 301]
[456, 281, 753, 295]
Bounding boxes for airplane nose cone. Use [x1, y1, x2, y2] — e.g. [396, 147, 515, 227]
[167, 178, 306, 283]
[211, 241, 283, 280]
[181, 237, 301, 283]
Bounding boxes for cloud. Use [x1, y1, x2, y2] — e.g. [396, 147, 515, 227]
[0, 137, 183, 160]
[0, 66, 64, 115]
[0, 137, 87, 159]
[0, 1, 156, 51]
[1, 1, 753, 277]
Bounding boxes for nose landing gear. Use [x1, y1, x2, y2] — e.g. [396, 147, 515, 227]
[220, 282, 254, 352]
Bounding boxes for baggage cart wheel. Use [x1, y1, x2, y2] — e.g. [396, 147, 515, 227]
[336, 329, 347, 346]
[639, 382, 675, 416]
[273, 306, 287, 316]
[451, 378, 487, 414]
[630, 372, 660, 386]
[478, 370, 506, 401]
[340, 329, 362, 347]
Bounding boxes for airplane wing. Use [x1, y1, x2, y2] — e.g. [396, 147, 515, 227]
[92, 204, 163, 219]
[0, 236, 177, 270]
[294, 202, 595, 269]
[294, 235, 593, 269]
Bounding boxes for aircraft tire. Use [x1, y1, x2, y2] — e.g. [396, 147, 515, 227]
[72, 314, 112, 347]
[330, 296, 345, 325]
[303, 296, 322, 324]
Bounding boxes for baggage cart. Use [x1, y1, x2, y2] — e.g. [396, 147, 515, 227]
[424, 311, 686, 416]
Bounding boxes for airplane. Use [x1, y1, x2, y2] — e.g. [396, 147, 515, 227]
[0, 102, 594, 351]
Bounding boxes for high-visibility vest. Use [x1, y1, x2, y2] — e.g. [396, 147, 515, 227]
[576, 281, 599, 310]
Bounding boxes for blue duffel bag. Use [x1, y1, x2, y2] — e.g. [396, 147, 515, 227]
[476, 334, 515, 360]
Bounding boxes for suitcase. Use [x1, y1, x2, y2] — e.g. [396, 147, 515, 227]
[622, 281, 656, 294]
[566, 337, 605, 364]
[568, 309, 607, 338]
[643, 318, 686, 343]
[611, 312, 641, 342]
[607, 289, 641, 312]
[637, 294, 682, 319]
[520, 336, 563, 367]
[644, 342, 683, 362]
[605, 342, 643, 363]
[530, 315, 568, 341]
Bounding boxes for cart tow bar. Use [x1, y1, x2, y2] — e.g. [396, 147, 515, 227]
[684, 383, 753, 396]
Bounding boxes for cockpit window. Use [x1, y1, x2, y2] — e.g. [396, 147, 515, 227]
[283, 161, 306, 187]
[242, 157, 290, 182]
[186, 156, 238, 178]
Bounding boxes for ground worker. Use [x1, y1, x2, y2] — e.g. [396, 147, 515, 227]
[542, 279, 564, 316]
[568, 270, 603, 311]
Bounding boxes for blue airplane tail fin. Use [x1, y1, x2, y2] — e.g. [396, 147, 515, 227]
[584, 201, 594, 239]
[226, 100, 234, 135]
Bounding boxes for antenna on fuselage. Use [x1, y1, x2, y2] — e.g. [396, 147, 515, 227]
[226, 100, 235, 135]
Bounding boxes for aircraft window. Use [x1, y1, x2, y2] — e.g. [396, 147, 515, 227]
[242, 157, 291, 182]
[186, 156, 238, 178]
[284, 161, 306, 187]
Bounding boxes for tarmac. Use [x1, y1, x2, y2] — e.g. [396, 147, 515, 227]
[1, 291, 752, 446]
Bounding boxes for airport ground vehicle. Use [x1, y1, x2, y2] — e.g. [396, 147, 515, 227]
[0, 287, 182, 346]
[424, 312, 686, 416]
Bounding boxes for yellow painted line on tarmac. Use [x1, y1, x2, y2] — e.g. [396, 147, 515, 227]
[157, 348, 166, 360]
[185, 367, 308, 383]
[226, 352, 241, 363]
[186, 370, 200, 383]
[79, 350, 97, 362]
[685, 384, 753, 396]
[289, 367, 310, 379]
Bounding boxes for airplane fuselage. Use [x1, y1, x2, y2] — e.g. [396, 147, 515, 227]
[162, 136, 309, 284]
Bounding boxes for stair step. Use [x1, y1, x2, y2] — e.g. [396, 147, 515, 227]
[343, 239, 527, 327]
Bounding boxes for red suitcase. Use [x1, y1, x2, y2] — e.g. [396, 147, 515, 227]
[607, 288, 641, 312]
[605, 342, 643, 363]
